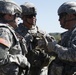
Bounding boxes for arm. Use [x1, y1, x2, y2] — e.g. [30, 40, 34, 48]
[0, 27, 30, 68]
[47, 32, 76, 62]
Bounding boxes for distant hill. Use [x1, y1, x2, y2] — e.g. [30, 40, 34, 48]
[49, 33, 61, 42]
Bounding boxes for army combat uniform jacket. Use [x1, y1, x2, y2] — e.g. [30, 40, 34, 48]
[16, 23, 50, 75]
[0, 23, 29, 75]
[48, 24, 76, 75]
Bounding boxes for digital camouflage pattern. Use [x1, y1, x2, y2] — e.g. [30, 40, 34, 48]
[16, 23, 50, 75]
[0, 23, 30, 75]
[47, 1, 76, 75]
[0, 0, 30, 75]
[0, 0, 22, 16]
[58, 1, 76, 15]
[21, 2, 37, 16]
[48, 24, 76, 75]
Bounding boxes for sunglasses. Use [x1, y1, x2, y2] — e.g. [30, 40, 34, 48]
[26, 14, 36, 18]
[59, 13, 67, 19]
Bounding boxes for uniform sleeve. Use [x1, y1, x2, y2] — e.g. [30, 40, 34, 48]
[52, 32, 76, 62]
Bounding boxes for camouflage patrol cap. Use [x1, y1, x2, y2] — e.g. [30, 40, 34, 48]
[21, 2, 37, 15]
[0, 0, 22, 16]
[58, 1, 76, 15]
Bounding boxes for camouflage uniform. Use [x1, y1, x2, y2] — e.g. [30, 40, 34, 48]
[47, 1, 76, 75]
[0, 23, 30, 75]
[48, 25, 76, 75]
[16, 23, 50, 75]
[0, 1, 30, 75]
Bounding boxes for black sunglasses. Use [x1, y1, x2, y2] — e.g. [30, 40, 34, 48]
[59, 13, 67, 19]
[26, 14, 36, 18]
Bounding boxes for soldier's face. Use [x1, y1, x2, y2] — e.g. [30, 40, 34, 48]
[59, 14, 76, 29]
[26, 14, 36, 25]
[59, 14, 69, 29]
[22, 14, 37, 29]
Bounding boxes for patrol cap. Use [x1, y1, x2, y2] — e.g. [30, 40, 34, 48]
[21, 2, 37, 15]
[58, 1, 76, 15]
[0, 0, 22, 16]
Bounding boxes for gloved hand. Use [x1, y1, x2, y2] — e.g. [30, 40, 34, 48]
[47, 39, 57, 52]
[37, 34, 57, 52]
[45, 34, 56, 42]
[37, 38, 46, 49]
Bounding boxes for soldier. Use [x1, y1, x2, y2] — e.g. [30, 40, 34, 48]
[16, 2, 51, 75]
[38, 1, 76, 75]
[0, 0, 30, 75]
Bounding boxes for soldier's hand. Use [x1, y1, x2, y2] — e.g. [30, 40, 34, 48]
[44, 34, 57, 50]
[47, 40, 57, 52]
[37, 38, 46, 48]
[37, 34, 57, 52]
[45, 34, 56, 42]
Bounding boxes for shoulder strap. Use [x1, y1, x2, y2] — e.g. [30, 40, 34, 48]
[0, 23, 18, 41]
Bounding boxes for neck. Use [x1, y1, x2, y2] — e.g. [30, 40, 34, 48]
[23, 22, 32, 29]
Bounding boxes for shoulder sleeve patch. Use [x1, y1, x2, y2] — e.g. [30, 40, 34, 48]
[0, 38, 10, 47]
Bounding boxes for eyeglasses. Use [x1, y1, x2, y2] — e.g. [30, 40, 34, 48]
[59, 13, 67, 19]
[26, 14, 36, 18]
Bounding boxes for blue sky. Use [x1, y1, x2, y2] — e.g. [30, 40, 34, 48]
[14, 0, 76, 33]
